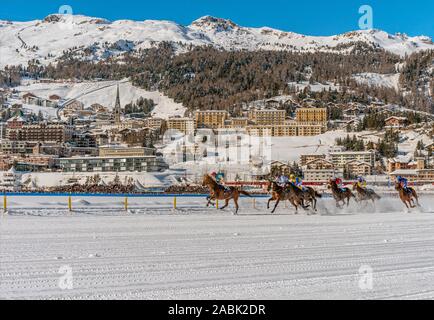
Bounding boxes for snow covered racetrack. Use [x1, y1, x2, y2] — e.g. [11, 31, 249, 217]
[1, 196, 434, 300]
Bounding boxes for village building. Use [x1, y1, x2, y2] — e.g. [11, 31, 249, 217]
[329, 150, 376, 168]
[143, 117, 167, 133]
[195, 110, 229, 129]
[385, 116, 408, 129]
[296, 107, 328, 125]
[0, 167, 22, 191]
[300, 154, 327, 166]
[345, 160, 373, 177]
[22, 92, 59, 108]
[99, 145, 155, 157]
[167, 117, 195, 135]
[387, 156, 418, 174]
[303, 168, 343, 182]
[57, 155, 168, 173]
[6, 122, 74, 143]
[248, 109, 286, 125]
[224, 117, 250, 129]
[0, 140, 37, 155]
[304, 158, 335, 170]
[0, 153, 57, 172]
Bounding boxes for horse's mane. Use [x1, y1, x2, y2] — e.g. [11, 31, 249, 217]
[203, 174, 218, 188]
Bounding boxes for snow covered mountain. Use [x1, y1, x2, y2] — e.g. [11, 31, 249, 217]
[0, 14, 433, 68]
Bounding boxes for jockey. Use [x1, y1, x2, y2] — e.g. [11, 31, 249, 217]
[215, 172, 225, 184]
[295, 177, 304, 191]
[211, 171, 230, 192]
[356, 176, 367, 189]
[397, 176, 410, 193]
[210, 171, 218, 180]
[334, 177, 347, 191]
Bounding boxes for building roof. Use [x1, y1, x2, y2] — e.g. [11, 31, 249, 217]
[329, 151, 375, 155]
[22, 92, 37, 98]
[345, 160, 372, 167]
[6, 115, 26, 123]
[385, 116, 407, 122]
[390, 169, 418, 176]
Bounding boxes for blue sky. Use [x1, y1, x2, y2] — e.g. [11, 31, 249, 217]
[1, 0, 433, 37]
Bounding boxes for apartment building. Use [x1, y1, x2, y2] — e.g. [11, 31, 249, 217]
[248, 109, 286, 125]
[224, 117, 250, 128]
[295, 123, 327, 136]
[167, 117, 195, 134]
[143, 117, 167, 132]
[195, 110, 229, 129]
[6, 123, 73, 143]
[387, 156, 417, 174]
[329, 151, 376, 168]
[0, 153, 56, 172]
[346, 160, 373, 177]
[305, 158, 335, 170]
[389, 169, 434, 183]
[246, 122, 325, 137]
[99, 145, 155, 157]
[300, 154, 327, 166]
[57, 155, 168, 173]
[304, 168, 343, 182]
[296, 107, 328, 124]
[0, 140, 36, 155]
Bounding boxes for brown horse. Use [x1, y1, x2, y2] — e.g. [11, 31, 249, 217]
[266, 181, 309, 214]
[266, 180, 283, 210]
[202, 175, 251, 214]
[352, 183, 381, 205]
[328, 179, 357, 208]
[395, 182, 420, 209]
[300, 186, 322, 211]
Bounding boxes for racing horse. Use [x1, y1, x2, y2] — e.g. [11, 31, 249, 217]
[266, 180, 283, 210]
[352, 182, 381, 205]
[266, 181, 309, 214]
[202, 175, 251, 214]
[328, 179, 357, 208]
[299, 185, 322, 211]
[395, 182, 420, 209]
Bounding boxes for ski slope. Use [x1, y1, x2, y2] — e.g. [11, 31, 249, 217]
[1, 196, 434, 300]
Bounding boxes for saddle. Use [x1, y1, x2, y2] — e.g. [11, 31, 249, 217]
[218, 184, 230, 192]
[403, 187, 412, 194]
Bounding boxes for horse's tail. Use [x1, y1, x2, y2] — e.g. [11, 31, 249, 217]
[239, 190, 252, 197]
[374, 193, 382, 200]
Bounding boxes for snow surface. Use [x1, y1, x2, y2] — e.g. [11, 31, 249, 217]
[288, 81, 341, 92]
[353, 73, 401, 91]
[1, 195, 434, 300]
[1, 15, 433, 68]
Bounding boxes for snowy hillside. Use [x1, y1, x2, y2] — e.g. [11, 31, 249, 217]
[0, 14, 433, 68]
[15, 79, 186, 118]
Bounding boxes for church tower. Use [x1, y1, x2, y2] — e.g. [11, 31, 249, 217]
[114, 84, 121, 125]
